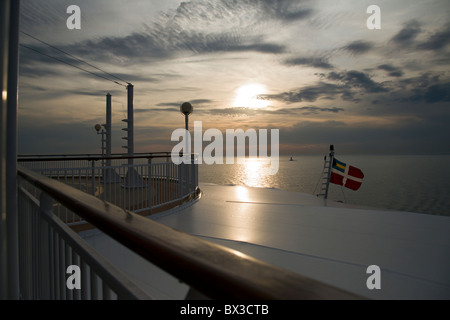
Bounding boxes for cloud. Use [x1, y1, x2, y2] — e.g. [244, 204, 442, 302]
[292, 106, 344, 115]
[398, 73, 442, 89]
[404, 82, 450, 104]
[327, 71, 388, 93]
[200, 105, 345, 116]
[202, 107, 258, 116]
[391, 20, 422, 45]
[342, 40, 374, 55]
[54, 0, 314, 64]
[261, 70, 388, 104]
[252, 0, 313, 22]
[388, 73, 450, 104]
[261, 82, 344, 103]
[377, 64, 404, 77]
[71, 27, 285, 64]
[134, 107, 178, 114]
[284, 57, 334, 69]
[418, 22, 450, 51]
[391, 20, 450, 52]
[423, 83, 450, 103]
[156, 99, 215, 108]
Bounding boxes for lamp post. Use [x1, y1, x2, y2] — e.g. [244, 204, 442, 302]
[180, 102, 193, 160]
[180, 102, 193, 131]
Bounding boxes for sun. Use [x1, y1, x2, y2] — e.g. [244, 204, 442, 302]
[233, 84, 269, 109]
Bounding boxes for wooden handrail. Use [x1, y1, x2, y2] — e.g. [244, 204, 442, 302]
[17, 166, 364, 300]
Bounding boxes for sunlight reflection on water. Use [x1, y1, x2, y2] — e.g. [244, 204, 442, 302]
[198, 155, 450, 216]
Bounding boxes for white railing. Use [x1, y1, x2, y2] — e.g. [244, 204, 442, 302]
[18, 154, 199, 224]
[17, 174, 153, 300]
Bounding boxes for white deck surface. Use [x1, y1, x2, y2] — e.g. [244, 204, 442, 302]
[82, 183, 450, 299]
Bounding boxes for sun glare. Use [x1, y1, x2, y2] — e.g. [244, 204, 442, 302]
[233, 84, 269, 109]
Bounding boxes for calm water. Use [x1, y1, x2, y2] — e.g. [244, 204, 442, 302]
[198, 155, 450, 217]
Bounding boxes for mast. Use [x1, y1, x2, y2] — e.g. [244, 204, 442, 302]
[324, 145, 335, 200]
[106, 93, 112, 165]
[127, 83, 134, 164]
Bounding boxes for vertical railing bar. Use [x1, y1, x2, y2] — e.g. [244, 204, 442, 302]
[81, 259, 89, 300]
[53, 229, 59, 300]
[102, 281, 112, 300]
[32, 203, 38, 299]
[158, 164, 161, 206]
[65, 242, 73, 300]
[91, 269, 99, 300]
[59, 236, 66, 300]
[71, 252, 79, 300]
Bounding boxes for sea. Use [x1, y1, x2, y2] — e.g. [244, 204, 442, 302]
[197, 155, 450, 217]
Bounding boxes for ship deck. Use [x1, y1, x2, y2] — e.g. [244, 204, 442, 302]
[82, 183, 450, 299]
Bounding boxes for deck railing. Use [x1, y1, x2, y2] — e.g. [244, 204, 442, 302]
[17, 165, 363, 300]
[17, 167, 153, 299]
[18, 154, 199, 223]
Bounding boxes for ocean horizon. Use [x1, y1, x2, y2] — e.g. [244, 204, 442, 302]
[198, 154, 450, 217]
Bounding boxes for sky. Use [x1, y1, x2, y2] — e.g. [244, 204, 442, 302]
[17, 0, 450, 156]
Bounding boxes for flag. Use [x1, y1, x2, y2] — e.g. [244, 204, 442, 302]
[330, 158, 364, 191]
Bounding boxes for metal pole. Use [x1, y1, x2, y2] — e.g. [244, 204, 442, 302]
[127, 84, 134, 165]
[0, 0, 11, 301]
[185, 114, 189, 161]
[106, 94, 112, 165]
[0, 0, 20, 300]
[324, 145, 335, 200]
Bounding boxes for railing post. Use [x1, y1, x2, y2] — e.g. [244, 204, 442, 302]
[91, 160, 95, 196]
[148, 158, 152, 214]
[191, 155, 195, 193]
[178, 164, 183, 204]
[17, 178, 31, 299]
[39, 192, 54, 300]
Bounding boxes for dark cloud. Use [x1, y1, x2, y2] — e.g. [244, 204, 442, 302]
[292, 106, 344, 115]
[254, 0, 313, 22]
[196, 0, 314, 23]
[342, 40, 374, 55]
[284, 57, 334, 69]
[219, 42, 286, 54]
[377, 64, 404, 77]
[423, 83, 450, 103]
[194, 105, 344, 117]
[134, 107, 178, 114]
[262, 82, 344, 103]
[261, 70, 387, 104]
[405, 82, 450, 104]
[418, 23, 450, 51]
[156, 99, 214, 108]
[327, 71, 388, 93]
[398, 73, 442, 89]
[391, 20, 450, 52]
[63, 25, 286, 64]
[202, 107, 258, 116]
[19, 44, 141, 85]
[388, 73, 450, 104]
[56, 0, 311, 64]
[391, 20, 422, 45]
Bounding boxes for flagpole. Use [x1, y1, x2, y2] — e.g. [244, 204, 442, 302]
[324, 145, 335, 200]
